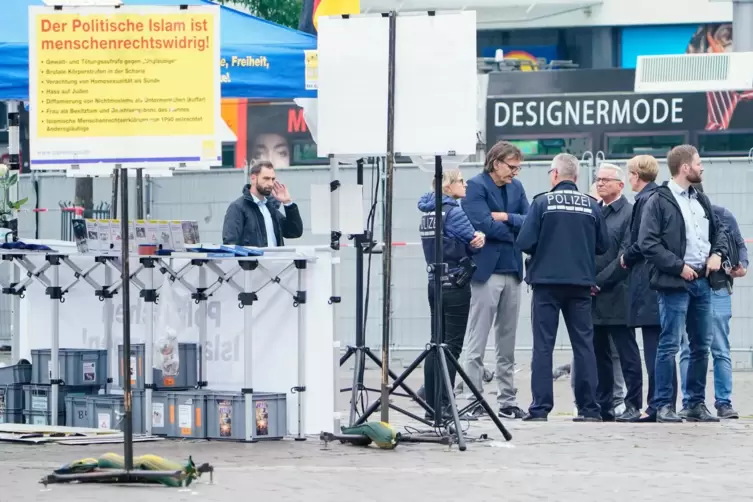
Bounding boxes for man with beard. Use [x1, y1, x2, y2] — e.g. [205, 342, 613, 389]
[222, 160, 304, 247]
[638, 145, 728, 423]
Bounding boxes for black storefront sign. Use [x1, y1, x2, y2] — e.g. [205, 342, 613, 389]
[487, 93, 707, 135]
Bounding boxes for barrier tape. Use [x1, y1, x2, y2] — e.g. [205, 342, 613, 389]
[16, 207, 84, 215]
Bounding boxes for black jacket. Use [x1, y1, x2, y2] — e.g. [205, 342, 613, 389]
[222, 185, 304, 247]
[622, 182, 660, 327]
[638, 182, 728, 291]
[516, 180, 609, 287]
[592, 195, 632, 325]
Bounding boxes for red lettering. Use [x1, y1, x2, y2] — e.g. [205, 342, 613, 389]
[41, 19, 67, 32]
[288, 108, 307, 133]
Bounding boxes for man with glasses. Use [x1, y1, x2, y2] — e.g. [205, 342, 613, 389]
[517, 153, 608, 421]
[589, 164, 643, 422]
[461, 141, 529, 419]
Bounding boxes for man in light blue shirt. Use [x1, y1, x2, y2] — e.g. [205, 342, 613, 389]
[222, 160, 304, 247]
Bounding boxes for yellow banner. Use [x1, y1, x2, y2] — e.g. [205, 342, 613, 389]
[34, 12, 216, 139]
[313, 0, 360, 31]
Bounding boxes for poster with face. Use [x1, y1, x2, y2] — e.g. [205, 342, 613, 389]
[246, 103, 326, 168]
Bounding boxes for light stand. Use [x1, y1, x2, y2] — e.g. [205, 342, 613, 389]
[119, 166, 134, 470]
[339, 159, 427, 427]
[354, 156, 513, 448]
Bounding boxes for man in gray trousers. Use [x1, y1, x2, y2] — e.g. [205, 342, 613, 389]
[461, 141, 529, 419]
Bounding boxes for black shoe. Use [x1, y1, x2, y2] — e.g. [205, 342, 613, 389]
[601, 412, 616, 422]
[684, 403, 720, 423]
[616, 407, 641, 423]
[498, 406, 526, 419]
[717, 404, 739, 419]
[522, 413, 547, 422]
[656, 405, 682, 423]
[573, 415, 602, 422]
[678, 407, 690, 419]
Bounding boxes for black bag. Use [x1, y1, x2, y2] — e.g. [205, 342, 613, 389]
[450, 256, 477, 288]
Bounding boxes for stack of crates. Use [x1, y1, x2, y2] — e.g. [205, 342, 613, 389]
[205, 391, 287, 441]
[118, 343, 198, 391]
[0, 360, 32, 424]
[30, 348, 107, 426]
[66, 391, 145, 433]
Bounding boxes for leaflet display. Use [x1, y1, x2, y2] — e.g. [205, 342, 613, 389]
[28, 5, 222, 170]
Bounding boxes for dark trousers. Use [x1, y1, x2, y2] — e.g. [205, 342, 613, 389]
[641, 325, 678, 414]
[424, 283, 470, 415]
[594, 325, 643, 415]
[529, 285, 599, 418]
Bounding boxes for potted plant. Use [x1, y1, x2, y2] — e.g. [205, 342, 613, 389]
[0, 163, 28, 241]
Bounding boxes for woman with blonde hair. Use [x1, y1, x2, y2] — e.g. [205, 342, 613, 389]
[417, 168, 485, 422]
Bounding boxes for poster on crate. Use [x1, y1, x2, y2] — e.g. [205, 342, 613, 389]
[17, 249, 335, 435]
[219, 401, 232, 437]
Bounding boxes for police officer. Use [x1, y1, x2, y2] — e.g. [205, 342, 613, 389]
[516, 153, 609, 422]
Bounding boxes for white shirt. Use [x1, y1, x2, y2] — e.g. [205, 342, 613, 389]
[251, 193, 278, 247]
[667, 180, 711, 268]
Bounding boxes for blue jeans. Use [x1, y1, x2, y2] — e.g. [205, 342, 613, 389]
[655, 279, 712, 409]
[679, 288, 733, 409]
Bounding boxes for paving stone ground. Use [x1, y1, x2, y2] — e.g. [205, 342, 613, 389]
[2, 365, 753, 502]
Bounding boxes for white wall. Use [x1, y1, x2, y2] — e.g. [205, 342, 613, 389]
[359, 0, 733, 30]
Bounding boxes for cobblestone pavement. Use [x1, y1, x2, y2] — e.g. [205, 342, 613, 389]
[2, 366, 753, 502]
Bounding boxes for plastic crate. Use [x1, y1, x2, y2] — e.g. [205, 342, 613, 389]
[118, 343, 198, 390]
[64, 394, 90, 428]
[0, 384, 25, 424]
[24, 384, 99, 414]
[23, 410, 66, 426]
[31, 349, 108, 387]
[151, 390, 206, 439]
[205, 391, 287, 441]
[0, 361, 32, 385]
[87, 392, 144, 434]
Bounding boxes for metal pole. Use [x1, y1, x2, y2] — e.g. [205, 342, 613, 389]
[136, 169, 144, 220]
[49, 257, 60, 426]
[295, 260, 308, 440]
[380, 10, 397, 423]
[119, 166, 133, 471]
[103, 265, 113, 394]
[198, 264, 208, 386]
[241, 261, 255, 442]
[432, 156, 444, 425]
[733, 1, 753, 51]
[143, 259, 155, 436]
[329, 153, 341, 432]
[11, 263, 20, 364]
[111, 169, 119, 219]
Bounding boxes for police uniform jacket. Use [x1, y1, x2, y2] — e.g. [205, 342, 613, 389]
[592, 195, 632, 326]
[516, 180, 609, 287]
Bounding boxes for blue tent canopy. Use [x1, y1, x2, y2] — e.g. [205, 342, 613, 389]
[0, 0, 317, 100]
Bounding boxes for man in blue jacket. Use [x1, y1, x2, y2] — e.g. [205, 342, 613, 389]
[461, 141, 529, 419]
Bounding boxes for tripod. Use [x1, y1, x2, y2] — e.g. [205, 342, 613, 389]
[352, 156, 513, 450]
[340, 158, 427, 427]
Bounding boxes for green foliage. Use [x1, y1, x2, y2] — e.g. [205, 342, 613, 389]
[0, 171, 28, 219]
[216, 0, 303, 29]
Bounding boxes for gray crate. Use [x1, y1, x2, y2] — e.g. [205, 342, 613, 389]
[87, 392, 144, 434]
[64, 394, 90, 428]
[31, 349, 108, 387]
[205, 391, 287, 441]
[0, 384, 25, 424]
[0, 362, 32, 385]
[118, 343, 198, 390]
[150, 390, 206, 439]
[24, 384, 99, 414]
[23, 410, 66, 426]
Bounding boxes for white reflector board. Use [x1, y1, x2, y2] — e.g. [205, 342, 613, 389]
[316, 11, 477, 157]
[635, 52, 753, 93]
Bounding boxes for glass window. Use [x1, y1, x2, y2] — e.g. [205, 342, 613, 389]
[496, 135, 591, 159]
[0, 102, 6, 130]
[291, 139, 328, 166]
[606, 133, 686, 157]
[698, 131, 753, 156]
[221, 144, 235, 168]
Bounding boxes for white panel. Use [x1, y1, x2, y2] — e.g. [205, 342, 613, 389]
[338, 183, 364, 235]
[316, 15, 389, 157]
[394, 11, 478, 156]
[635, 53, 753, 93]
[316, 11, 477, 157]
[310, 183, 332, 235]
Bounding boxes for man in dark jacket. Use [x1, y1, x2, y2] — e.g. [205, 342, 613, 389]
[461, 141, 529, 419]
[517, 153, 609, 422]
[590, 164, 643, 422]
[620, 155, 678, 422]
[222, 160, 304, 247]
[638, 144, 728, 423]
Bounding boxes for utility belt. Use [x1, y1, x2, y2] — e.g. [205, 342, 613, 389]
[446, 257, 477, 289]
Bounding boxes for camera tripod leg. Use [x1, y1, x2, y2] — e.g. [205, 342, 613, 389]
[364, 347, 431, 410]
[445, 347, 513, 441]
[354, 348, 431, 426]
[349, 345, 367, 426]
[437, 346, 466, 451]
[340, 345, 355, 367]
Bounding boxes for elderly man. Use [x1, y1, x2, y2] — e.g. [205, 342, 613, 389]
[590, 164, 643, 422]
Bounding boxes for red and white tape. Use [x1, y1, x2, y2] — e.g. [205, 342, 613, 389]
[17, 206, 84, 215]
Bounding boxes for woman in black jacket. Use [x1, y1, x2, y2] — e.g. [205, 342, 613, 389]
[620, 155, 677, 421]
